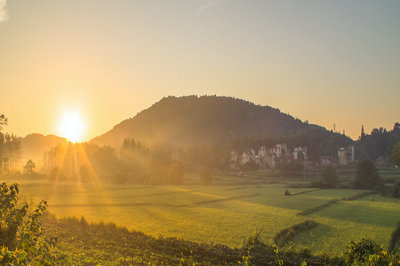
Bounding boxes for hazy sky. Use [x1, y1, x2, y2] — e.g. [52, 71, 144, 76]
[1, 0, 399, 141]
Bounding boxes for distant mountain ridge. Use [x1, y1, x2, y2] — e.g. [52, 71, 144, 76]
[19, 133, 66, 165]
[91, 95, 323, 148]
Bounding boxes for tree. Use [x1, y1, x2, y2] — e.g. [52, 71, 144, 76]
[0, 114, 7, 131]
[321, 165, 338, 188]
[23, 159, 36, 175]
[390, 142, 400, 166]
[0, 183, 56, 264]
[354, 160, 382, 189]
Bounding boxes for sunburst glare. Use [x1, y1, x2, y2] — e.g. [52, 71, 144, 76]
[57, 110, 86, 143]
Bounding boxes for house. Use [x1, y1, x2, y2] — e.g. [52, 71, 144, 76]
[240, 150, 255, 165]
[258, 146, 268, 157]
[338, 145, 355, 165]
[269, 143, 288, 157]
[263, 153, 275, 168]
[232, 143, 308, 169]
[320, 155, 335, 165]
[230, 151, 239, 169]
[347, 145, 355, 163]
[338, 147, 348, 165]
[293, 146, 307, 161]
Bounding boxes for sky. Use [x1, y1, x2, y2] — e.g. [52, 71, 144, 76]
[0, 0, 399, 141]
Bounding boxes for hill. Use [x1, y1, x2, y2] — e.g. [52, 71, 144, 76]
[19, 133, 66, 166]
[91, 95, 325, 148]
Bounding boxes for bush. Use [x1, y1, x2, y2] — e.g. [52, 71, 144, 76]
[321, 165, 338, 188]
[354, 160, 382, 189]
[0, 182, 56, 264]
[344, 238, 382, 264]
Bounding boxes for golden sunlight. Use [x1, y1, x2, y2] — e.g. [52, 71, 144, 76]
[57, 110, 86, 143]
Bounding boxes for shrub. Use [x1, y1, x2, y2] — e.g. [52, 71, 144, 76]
[354, 160, 382, 189]
[0, 182, 56, 264]
[392, 183, 400, 198]
[344, 238, 382, 264]
[321, 165, 338, 188]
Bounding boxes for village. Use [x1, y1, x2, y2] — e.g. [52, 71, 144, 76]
[229, 144, 355, 169]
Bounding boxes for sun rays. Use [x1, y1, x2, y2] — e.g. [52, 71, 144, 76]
[46, 141, 112, 210]
[57, 110, 86, 143]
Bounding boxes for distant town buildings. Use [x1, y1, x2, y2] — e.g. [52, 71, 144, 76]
[337, 145, 355, 165]
[231, 143, 356, 169]
[230, 143, 307, 169]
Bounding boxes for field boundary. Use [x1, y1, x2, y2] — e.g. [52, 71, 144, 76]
[297, 190, 375, 216]
[182, 193, 259, 207]
[389, 222, 400, 251]
[49, 193, 260, 209]
[225, 186, 247, 191]
[289, 189, 321, 196]
[297, 199, 338, 216]
[341, 191, 375, 201]
[273, 220, 318, 247]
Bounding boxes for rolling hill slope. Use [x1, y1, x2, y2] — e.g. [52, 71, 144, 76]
[92, 95, 323, 148]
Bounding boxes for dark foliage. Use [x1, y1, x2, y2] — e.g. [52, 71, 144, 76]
[391, 141, 400, 166]
[356, 123, 400, 162]
[320, 165, 338, 188]
[344, 238, 392, 265]
[354, 160, 382, 189]
[392, 183, 400, 198]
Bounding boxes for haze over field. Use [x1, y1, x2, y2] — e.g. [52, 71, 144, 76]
[1, 0, 399, 140]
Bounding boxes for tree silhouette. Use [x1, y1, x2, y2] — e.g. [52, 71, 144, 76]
[0, 114, 7, 131]
[354, 160, 382, 189]
[321, 165, 338, 188]
[24, 159, 36, 175]
[390, 142, 400, 166]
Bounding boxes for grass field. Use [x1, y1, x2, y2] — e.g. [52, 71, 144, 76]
[5, 169, 399, 256]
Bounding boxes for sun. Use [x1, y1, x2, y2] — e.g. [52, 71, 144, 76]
[57, 110, 86, 143]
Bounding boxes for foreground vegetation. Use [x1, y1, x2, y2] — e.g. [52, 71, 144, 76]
[1, 181, 400, 265]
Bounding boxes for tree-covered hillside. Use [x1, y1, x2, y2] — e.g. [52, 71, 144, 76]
[92, 95, 343, 149]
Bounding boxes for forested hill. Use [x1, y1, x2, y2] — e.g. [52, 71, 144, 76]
[19, 134, 66, 164]
[91, 95, 335, 148]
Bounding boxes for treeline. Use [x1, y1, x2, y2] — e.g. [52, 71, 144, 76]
[180, 122, 400, 171]
[0, 114, 21, 172]
[43, 138, 184, 185]
[356, 123, 400, 162]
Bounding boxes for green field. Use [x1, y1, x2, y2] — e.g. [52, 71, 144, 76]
[6, 171, 400, 256]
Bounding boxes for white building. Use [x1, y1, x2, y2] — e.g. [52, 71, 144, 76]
[293, 146, 307, 161]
